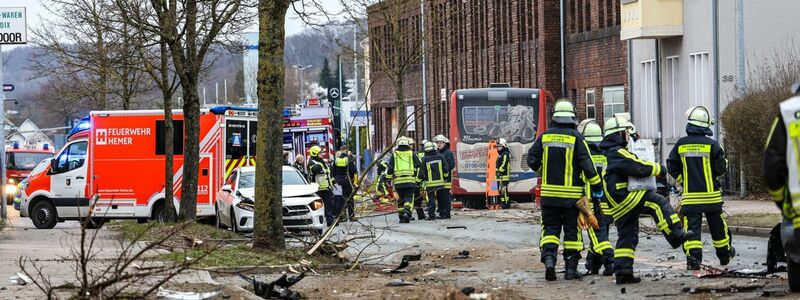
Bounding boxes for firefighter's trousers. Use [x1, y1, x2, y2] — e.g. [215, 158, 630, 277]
[316, 189, 334, 226]
[426, 188, 449, 218]
[613, 191, 684, 276]
[413, 187, 427, 220]
[498, 180, 510, 205]
[396, 186, 415, 221]
[540, 205, 583, 263]
[586, 213, 614, 271]
[681, 203, 733, 263]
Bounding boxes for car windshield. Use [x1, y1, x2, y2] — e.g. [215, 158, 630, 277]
[237, 169, 307, 189]
[6, 152, 53, 170]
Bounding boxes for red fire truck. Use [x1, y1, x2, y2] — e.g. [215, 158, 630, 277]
[4, 143, 54, 204]
[19, 107, 257, 228]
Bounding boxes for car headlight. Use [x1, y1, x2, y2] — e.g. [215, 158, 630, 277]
[5, 184, 18, 195]
[310, 199, 324, 211]
[7, 178, 15, 184]
[236, 199, 255, 211]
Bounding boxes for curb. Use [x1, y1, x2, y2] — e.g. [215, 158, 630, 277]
[703, 225, 771, 238]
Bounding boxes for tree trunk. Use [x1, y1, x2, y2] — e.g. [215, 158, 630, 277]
[178, 0, 200, 221]
[395, 78, 407, 137]
[253, 0, 289, 250]
[161, 40, 176, 223]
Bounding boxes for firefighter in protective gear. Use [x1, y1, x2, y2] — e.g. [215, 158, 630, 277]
[375, 158, 391, 202]
[434, 134, 455, 218]
[578, 119, 615, 276]
[496, 138, 511, 209]
[332, 145, 358, 221]
[601, 116, 692, 284]
[763, 84, 800, 289]
[667, 105, 733, 270]
[421, 141, 450, 220]
[308, 145, 335, 226]
[387, 137, 422, 223]
[412, 140, 428, 220]
[528, 100, 603, 281]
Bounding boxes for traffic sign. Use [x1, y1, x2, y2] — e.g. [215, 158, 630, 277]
[2, 84, 13, 92]
[329, 88, 340, 99]
[0, 8, 27, 44]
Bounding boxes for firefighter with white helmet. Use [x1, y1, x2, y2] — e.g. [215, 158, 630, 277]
[308, 145, 335, 225]
[496, 138, 511, 209]
[387, 136, 422, 223]
[601, 116, 691, 284]
[528, 100, 603, 281]
[667, 105, 732, 270]
[421, 141, 450, 220]
[578, 119, 614, 276]
[434, 134, 455, 219]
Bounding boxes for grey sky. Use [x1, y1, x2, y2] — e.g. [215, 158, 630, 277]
[1, 0, 343, 50]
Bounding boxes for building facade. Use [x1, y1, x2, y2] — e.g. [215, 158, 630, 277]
[623, 0, 800, 161]
[367, 0, 628, 150]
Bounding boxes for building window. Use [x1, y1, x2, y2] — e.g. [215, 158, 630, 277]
[586, 89, 596, 119]
[640, 59, 656, 136]
[603, 86, 625, 120]
[689, 52, 711, 108]
[665, 56, 680, 138]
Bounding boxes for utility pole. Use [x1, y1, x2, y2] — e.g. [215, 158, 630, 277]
[419, 0, 429, 141]
[215, 82, 219, 104]
[293, 65, 312, 104]
[202, 86, 207, 107]
[337, 56, 344, 148]
[0, 45, 5, 220]
[224, 79, 228, 105]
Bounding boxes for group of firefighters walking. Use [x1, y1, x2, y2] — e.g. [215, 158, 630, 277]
[529, 100, 733, 284]
[378, 135, 456, 223]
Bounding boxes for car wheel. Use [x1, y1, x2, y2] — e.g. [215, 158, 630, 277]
[789, 258, 800, 292]
[230, 208, 239, 234]
[31, 201, 57, 229]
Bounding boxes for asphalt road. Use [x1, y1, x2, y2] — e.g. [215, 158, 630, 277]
[317, 208, 792, 299]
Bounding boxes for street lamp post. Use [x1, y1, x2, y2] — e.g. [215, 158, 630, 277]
[293, 65, 313, 104]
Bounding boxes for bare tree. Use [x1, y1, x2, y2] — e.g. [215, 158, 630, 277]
[113, 0, 256, 221]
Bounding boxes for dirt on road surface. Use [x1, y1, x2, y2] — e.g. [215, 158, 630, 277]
[209, 207, 793, 299]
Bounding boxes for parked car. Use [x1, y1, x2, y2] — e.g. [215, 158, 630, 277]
[215, 166, 326, 234]
[14, 158, 51, 211]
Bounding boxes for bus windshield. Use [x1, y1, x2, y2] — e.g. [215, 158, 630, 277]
[457, 89, 539, 144]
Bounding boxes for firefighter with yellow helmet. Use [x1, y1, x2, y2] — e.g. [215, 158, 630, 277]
[667, 105, 733, 270]
[528, 100, 604, 281]
[307, 145, 334, 226]
[387, 136, 423, 223]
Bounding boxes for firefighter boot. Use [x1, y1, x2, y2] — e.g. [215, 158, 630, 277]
[687, 256, 701, 271]
[416, 208, 426, 222]
[585, 252, 601, 275]
[668, 229, 695, 249]
[544, 256, 557, 281]
[719, 246, 736, 266]
[602, 254, 614, 276]
[564, 254, 582, 280]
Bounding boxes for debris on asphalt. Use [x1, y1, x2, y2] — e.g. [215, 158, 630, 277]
[384, 254, 422, 273]
[452, 250, 470, 259]
[693, 264, 726, 278]
[469, 293, 490, 300]
[461, 287, 475, 295]
[156, 288, 222, 300]
[447, 226, 467, 229]
[620, 287, 626, 294]
[240, 272, 305, 300]
[451, 269, 478, 273]
[496, 220, 508, 223]
[683, 283, 764, 294]
[8, 272, 32, 285]
[386, 280, 414, 287]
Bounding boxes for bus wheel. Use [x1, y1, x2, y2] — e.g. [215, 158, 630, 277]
[31, 201, 58, 229]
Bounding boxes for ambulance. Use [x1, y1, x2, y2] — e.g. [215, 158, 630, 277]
[19, 107, 258, 229]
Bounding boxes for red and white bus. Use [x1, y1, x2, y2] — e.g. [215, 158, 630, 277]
[448, 85, 552, 204]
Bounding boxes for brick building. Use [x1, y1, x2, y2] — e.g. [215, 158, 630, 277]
[367, 0, 628, 149]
